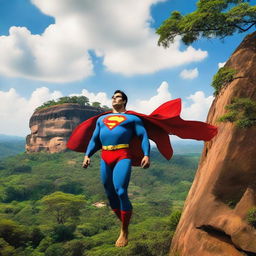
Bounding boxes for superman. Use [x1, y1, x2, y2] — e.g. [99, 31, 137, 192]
[67, 90, 218, 247]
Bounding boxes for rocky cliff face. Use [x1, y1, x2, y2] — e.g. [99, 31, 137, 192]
[170, 32, 256, 255]
[26, 104, 104, 153]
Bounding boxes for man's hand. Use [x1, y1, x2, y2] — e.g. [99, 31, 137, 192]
[141, 156, 150, 169]
[82, 156, 91, 168]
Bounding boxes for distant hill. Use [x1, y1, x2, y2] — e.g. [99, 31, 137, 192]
[171, 140, 204, 155]
[151, 139, 204, 155]
[0, 133, 204, 159]
[0, 134, 25, 159]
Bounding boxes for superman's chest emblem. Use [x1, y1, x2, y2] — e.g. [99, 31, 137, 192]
[103, 115, 127, 130]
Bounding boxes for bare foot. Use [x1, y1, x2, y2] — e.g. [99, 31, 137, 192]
[115, 229, 128, 247]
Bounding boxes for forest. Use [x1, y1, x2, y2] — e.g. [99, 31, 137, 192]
[0, 149, 200, 256]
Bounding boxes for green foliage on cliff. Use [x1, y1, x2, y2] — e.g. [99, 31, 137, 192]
[246, 207, 256, 228]
[157, 0, 256, 47]
[35, 96, 90, 111]
[217, 97, 256, 127]
[211, 67, 237, 96]
[0, 150, 199, 255]
[35, 96, 111, 112]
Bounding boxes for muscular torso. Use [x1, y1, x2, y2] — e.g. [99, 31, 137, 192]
[85, 113, 150, 157]
[98, 113, 137, 146]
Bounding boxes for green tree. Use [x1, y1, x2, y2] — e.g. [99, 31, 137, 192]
[92, 102, 101, 108]
[51, 224, 76, 242]
[211, 67, 237, 95]
[30, 227, 45, 248]
[58, 96, 71, 104]
[76, 96, 89, 106]
[40, 191, 86, 224]
[63, 240, 89, 256]
[218, 97, 256, 127]
[3, 185, 29, 202]
[0, 238, 16, 256]
[11, 165, 32, 174]
[0, 219, 30, 248]
[102, 105, 111, 111]
[35, 95, 90, 110]
[247, 207, 256, 227]
[45, 243, 64, 256]
[157, 0, 256, 47]
[169, 210, 182, 230]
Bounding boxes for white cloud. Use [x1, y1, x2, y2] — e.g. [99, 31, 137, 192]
[0, 26, 93, 82]
[181, 91, 214, 121]
[131, 81, 214, 121]
[180, 68, 199, 79]
[131, 81, 172, 114]
[0, 87, 63, 136]
[0, 0, 207, 82]
[70, 89, 112, 107]
[218, 62, 226, 69]
[0, 84, 214, 137]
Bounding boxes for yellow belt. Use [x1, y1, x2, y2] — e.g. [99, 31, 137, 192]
[102, 144, 129, 151]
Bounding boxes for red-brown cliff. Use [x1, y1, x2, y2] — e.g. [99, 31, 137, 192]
[170, 32, 256, 255]
[26, 104, 104, 153]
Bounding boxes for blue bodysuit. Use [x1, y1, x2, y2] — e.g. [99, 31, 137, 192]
[85, 113, 150, 213]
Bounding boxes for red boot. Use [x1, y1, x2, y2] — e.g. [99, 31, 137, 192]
[112, 208, 121, 221]
[120, 210, 132, 226]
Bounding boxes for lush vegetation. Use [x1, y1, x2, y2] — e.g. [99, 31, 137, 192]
[35, 96, 111, 112]
[217, 97, 256, 127]
[0, 141, 25, 160]
[0, 150, 200, 255]
[156, 0, 256, 47]
[211, 67, 237, 96]
[247, 207, 256, 228]
[0, 135, 25, 159]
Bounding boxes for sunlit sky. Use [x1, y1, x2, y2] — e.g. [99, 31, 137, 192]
[0, 0, 255, 136]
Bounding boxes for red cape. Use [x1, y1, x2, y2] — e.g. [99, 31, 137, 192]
[66, 98, 218, 166]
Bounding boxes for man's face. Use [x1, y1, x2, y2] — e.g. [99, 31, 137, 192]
[112, 93, 125, 108]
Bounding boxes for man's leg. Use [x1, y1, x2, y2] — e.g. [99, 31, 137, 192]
[100, 159, 121, 220]
[113, 158, 132, 247]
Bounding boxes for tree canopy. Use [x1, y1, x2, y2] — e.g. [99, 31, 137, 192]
[41, 191, 86, 224]
[36, 96, 90, 111]
[35, 96, 112, 111]
[157, 0, 256, 47]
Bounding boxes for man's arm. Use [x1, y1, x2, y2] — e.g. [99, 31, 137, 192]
[134, 116, 150, 168]
[83, 119, 101, 168]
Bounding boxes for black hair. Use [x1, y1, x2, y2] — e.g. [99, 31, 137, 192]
[114, 90, 128, 107]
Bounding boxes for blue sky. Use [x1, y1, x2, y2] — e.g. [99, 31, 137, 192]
[0, 0, 255, 136]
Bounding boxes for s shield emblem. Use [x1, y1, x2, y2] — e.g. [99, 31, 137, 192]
[103, 115, 126, 130]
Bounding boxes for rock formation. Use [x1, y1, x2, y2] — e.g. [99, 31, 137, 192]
[26, 104, 104, 153]
[170, 32, 256, 256]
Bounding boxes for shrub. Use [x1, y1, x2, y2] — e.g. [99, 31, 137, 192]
[51, 224, 76, 242]
[77, 223, 99, 237]
[217, 97, 256, 128]
[0, 219, 30, 248]
[3, 186, 29, 202]
[63, 240, 89, 256]
[247, 207, 256, 228]
[0, 238, 16, 256]
[57, 180, 83, 195]
[169, 210, 182, 231]
[37, 237, 54, 253]
[45, 243, 64, 256]
[211, 67, 237, 96]
[11, 165, 32, 174]
[35, 96, 90, 111]
[30, 227, 45, 248]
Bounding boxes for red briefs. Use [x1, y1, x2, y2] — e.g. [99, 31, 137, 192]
[101, 148, 131, 167]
